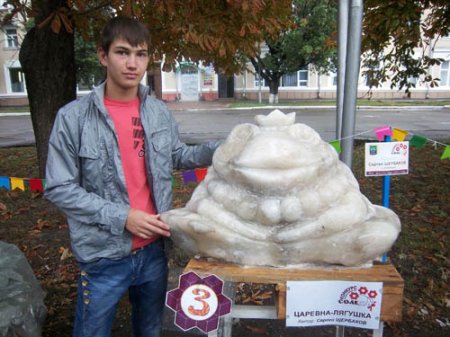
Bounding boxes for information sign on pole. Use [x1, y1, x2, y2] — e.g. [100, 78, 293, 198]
[365, 141, 409, 176]
[286, 281, 383, 329]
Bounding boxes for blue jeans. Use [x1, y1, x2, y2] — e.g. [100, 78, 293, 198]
[73, 240, 168, 337]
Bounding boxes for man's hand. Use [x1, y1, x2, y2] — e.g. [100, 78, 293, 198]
[125, 209, 171, 238]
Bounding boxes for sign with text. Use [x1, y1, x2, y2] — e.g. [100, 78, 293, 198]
[365, 141, 409, 176]
[286, 281, 383, 329]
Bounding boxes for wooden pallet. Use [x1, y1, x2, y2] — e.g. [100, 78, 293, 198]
[184, 258, 404, 323]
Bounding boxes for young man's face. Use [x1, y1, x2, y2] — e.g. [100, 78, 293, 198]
[98, 38, 149, 98]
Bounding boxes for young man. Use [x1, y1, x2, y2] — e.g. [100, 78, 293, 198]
[44, 17, 218, 337]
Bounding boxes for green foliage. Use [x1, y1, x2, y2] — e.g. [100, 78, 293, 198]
[362, 0, 450, 92]
[74, 30, 104, 90]
[250, 0, 337, 97]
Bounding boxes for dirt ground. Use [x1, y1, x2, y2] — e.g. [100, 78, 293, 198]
[0, 141, 449, 337]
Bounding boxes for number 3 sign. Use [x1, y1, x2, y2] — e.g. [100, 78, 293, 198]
[166, 271, 232, 333]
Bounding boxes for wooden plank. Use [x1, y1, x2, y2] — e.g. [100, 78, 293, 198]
[184, 258, 404, 322]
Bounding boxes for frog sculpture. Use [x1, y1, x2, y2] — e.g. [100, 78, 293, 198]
[161, 110, 401, 267]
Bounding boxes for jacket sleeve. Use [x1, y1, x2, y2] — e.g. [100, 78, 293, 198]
[44, 109, 129, 235]
[168, 109, 221, 169]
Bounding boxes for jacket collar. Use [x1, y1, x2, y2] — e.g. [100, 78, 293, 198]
[92, 81, 150, 110]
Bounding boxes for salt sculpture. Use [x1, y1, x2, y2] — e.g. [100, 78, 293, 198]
[162, 110, 401, 267]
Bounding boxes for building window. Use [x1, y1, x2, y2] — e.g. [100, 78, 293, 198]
[9, 68, 25, 92]
[440, 61, 449, 86]
[298, 69, 308, 86]
[6, 28, 19, 48]
[254, 72, 267, 87]
[281, 69, 308, 87]
[282, 72, 297, 87]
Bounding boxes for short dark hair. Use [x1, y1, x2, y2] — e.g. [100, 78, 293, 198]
[100, 16, 150, 53]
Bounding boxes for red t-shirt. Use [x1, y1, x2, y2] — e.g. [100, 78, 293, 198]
[105, 96, 157, 250]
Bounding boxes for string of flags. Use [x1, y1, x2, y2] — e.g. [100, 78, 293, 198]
[0, 176, 45, 192]
[328, 126, 450, 159]
[1, 126, 449, 192]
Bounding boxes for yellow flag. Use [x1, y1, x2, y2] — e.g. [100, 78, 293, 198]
[392, 128, 408, 141]
[10, 177, 25, 191]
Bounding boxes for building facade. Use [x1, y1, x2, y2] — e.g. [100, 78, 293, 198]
[231, 34, 450, 101]
[158, 34, 450, 102]
[0, 11, 449, 105]
[0, 3, 27, 106]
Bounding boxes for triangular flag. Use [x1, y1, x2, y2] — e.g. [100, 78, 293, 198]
[329, 140, 341, 154]
[410, 135, 427, 149]
[29, 179, 44, 192]
[374, 126, 392, 141]
[392, 128, 408, 141]
[0, 176, 11, 190]
[182, 170, 197, 184]
[10, 177, 25, 191]
[441, 145, 450, 160]
[195, 168, 208, 182]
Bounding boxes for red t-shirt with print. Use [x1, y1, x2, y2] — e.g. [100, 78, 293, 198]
[105, 96, 157, 250]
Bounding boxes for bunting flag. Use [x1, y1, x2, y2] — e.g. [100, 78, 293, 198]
[195, 168, 208, 182]
[374, 126, 392, 141]
[0, 176, 11, 190]
[10, 177, 25, 191]
[441, 146, 450, 160]
[392, 128, 408, 141]
[410, 135, 427, 149]
[181, 170, 197, 184]
[29, 179, 44, 192]
[329, 140, 342, 154]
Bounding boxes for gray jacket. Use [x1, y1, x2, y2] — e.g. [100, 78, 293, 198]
[45, 83, 218, 263]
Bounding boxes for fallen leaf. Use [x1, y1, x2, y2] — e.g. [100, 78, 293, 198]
[425, 302, 436, 312]
[60, 247, 72, 261]
[406, 306, 417, 319]
[0, 202, 7, 211]
[36, 219, 50, 230]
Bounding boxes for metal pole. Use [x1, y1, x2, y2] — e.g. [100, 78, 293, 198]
[336, 326, 345, 337]
[341, 0, 364, 168]
[336, 0, 349, 140]
[258, 66, 262, 104]
[258, 43, 262, 104]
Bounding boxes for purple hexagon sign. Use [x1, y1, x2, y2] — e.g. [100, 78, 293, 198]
[165, 271, 232, 333]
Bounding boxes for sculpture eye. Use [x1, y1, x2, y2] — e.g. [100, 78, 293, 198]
[228, 124, 258, 143]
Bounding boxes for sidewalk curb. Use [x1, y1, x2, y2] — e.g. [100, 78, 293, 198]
[0, 112, 30, 116]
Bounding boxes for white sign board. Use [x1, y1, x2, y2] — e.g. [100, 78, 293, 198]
[286, 281, 383, 329]
[365, 141, 409, 176]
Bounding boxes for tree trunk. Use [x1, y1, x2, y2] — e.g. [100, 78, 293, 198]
[19, 2, 76, 178]
[268, 78, 279, 104]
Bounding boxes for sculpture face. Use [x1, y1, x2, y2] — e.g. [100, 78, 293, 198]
[162, 110, 401, 267]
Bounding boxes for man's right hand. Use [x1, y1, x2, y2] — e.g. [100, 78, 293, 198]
[125, 209, 171, 239]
